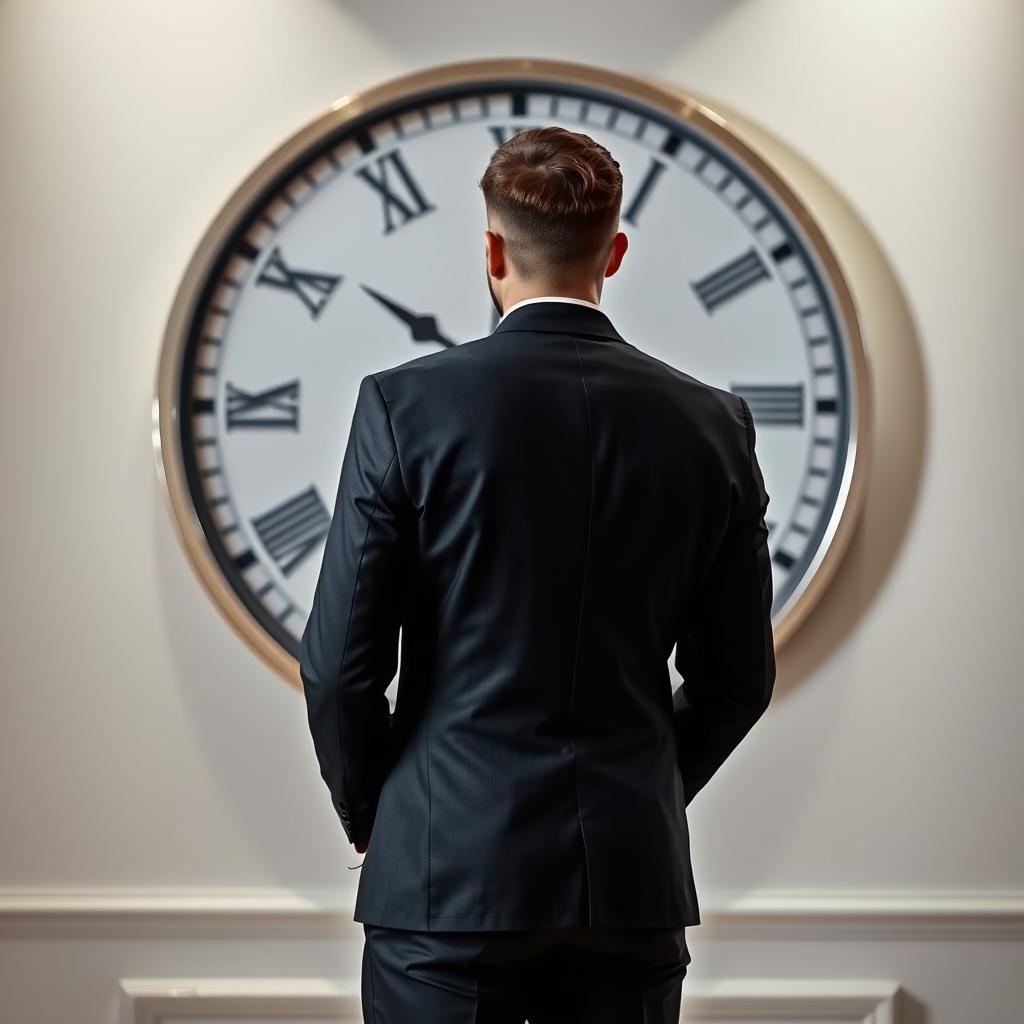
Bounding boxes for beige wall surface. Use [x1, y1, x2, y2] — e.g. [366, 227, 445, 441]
[1, 1, 1021, 1021]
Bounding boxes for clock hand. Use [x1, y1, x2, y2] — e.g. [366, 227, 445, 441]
[360, 284, 457, 348]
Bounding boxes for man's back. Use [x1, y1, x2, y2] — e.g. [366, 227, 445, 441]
[301, 298, 776, 932]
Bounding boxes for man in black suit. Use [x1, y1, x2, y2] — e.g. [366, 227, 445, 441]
[300, 125, 775, 1023]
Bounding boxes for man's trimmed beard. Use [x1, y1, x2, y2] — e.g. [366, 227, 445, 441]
[486, 267, 502, 318]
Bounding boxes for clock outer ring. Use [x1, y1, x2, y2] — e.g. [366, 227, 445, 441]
[153, 56, 873, 688]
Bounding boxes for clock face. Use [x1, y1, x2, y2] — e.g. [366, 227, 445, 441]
[156, 59, 868, 679]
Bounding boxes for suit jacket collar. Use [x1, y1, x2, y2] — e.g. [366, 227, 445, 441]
[491, 299, 628, 345]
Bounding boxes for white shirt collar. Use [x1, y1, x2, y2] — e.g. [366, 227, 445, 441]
[498, 295, 602, 324]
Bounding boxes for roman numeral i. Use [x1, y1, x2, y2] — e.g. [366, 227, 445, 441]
[622, 157, 668, 227]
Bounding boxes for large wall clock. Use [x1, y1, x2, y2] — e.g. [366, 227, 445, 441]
[153, 57, 871, 688]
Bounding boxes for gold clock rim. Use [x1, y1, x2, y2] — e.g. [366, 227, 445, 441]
[153, 55, 873, 687]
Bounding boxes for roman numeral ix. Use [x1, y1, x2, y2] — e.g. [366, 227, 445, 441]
[225, 380, 300, 431]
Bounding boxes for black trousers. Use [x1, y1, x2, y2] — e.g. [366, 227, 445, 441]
[360, 921, 690, 1023]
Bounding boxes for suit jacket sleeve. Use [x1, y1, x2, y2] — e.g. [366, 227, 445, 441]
[299, 373, 413, 846]
[672, 394, 776, 807]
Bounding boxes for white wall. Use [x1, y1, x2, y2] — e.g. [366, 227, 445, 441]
[1, 1, 1022, 1021]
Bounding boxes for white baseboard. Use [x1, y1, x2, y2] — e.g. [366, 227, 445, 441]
[680, 979, 902, 1022]
[118, 976, 903, 1023]
[2, 886, 1022, 940]
[120, 978, 362, 1024]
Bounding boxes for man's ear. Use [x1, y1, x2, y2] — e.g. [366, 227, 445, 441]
[604, 231, 629, 278]
[484, 229, 507, 278]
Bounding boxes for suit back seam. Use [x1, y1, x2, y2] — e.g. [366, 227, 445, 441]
[570, 338, 595, 926]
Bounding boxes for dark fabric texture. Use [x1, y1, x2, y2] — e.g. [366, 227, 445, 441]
[360, 921, 690, 1024]
[300, 300, 776, 931]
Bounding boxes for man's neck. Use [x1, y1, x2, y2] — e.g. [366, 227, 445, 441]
[504, 286, 600, 307]
[499, 293, 603, 324]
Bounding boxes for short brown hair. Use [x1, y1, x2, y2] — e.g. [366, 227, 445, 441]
[478, 126, 623, 282]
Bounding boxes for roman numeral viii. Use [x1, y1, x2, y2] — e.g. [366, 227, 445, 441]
[356, 149, 436, 234]
[691, 247, 771, 313]
[251, 485, 331, 577]
[226, 380, 299, 431]
[256, 247, 343, 319]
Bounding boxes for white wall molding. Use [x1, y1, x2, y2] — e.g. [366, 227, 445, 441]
[0, 886, 357, 940]
[3, 886, 1022, 940]
[690, 888, 1024, 940]
[118, 977, 902, 1024]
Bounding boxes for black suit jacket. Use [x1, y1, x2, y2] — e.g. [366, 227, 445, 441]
[299, 299, 775, 931]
